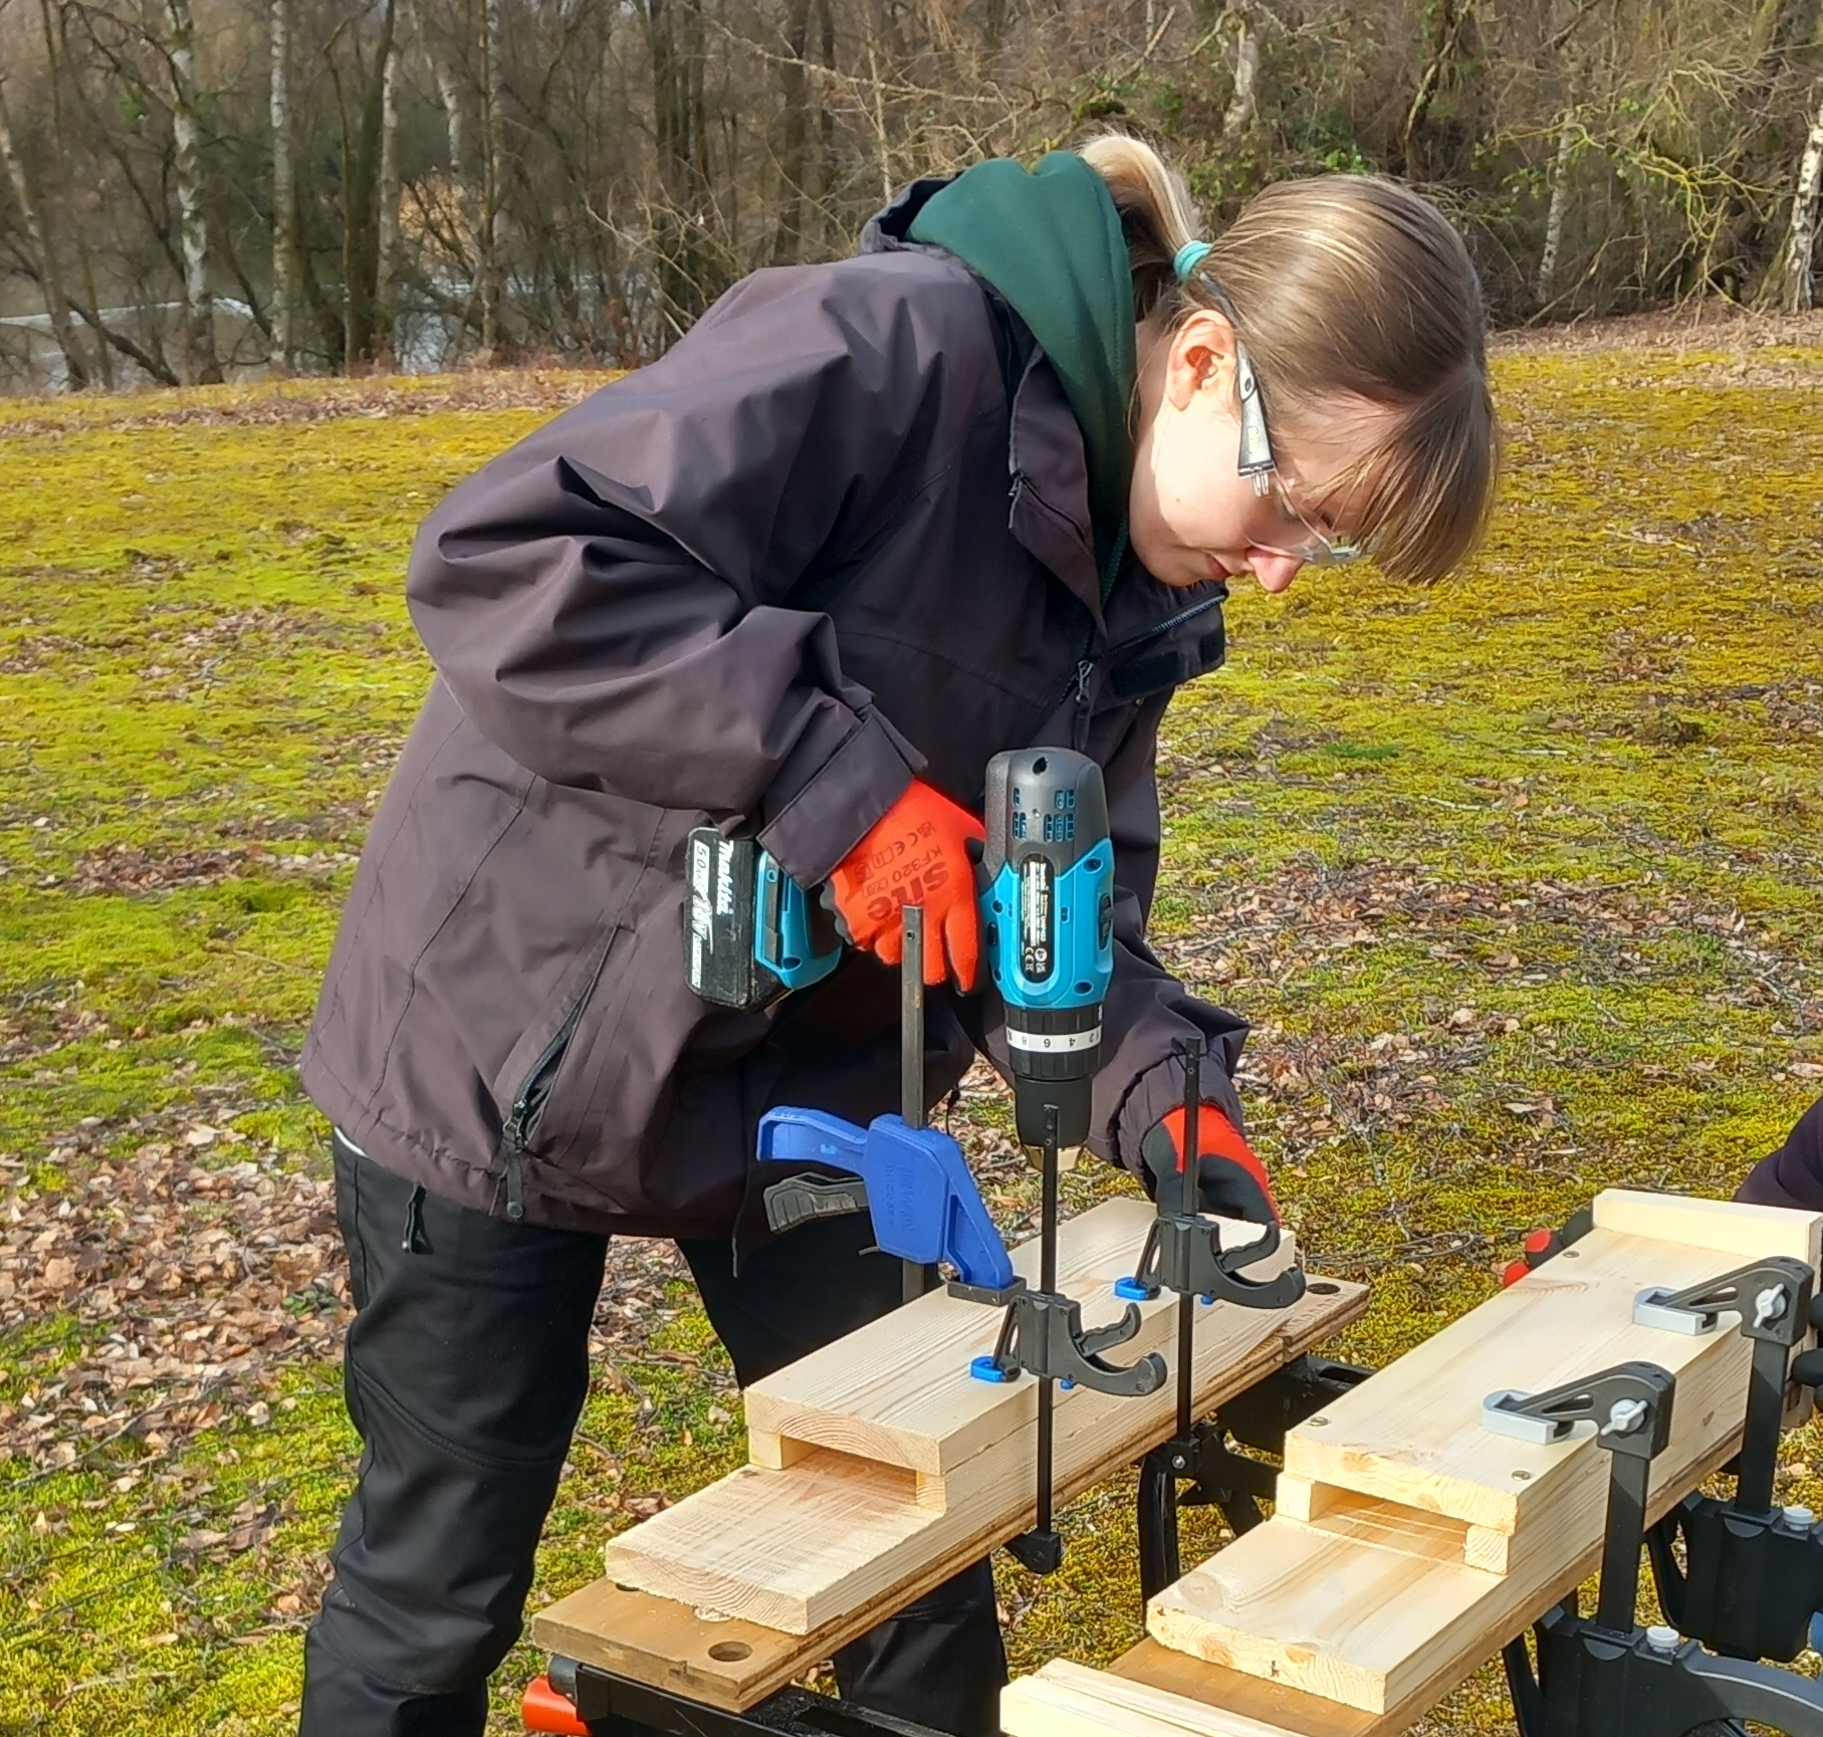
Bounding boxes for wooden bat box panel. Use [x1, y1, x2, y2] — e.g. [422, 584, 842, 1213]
[598, 1197, 1367, 1634]
[1143, 1190, 1822, 1715]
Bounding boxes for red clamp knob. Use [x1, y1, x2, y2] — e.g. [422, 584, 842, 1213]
[521, 1673, 591, 1736]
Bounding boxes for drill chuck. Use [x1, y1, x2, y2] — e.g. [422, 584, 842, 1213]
[981, 749, 1115, 1149]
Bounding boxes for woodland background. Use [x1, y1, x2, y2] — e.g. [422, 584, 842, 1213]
[2, 0, 1823, 390]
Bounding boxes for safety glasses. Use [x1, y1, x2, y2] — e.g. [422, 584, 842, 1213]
[1195, 275, 1366, 569]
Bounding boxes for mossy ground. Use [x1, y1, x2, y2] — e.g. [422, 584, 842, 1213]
[2, 349, 1820, 1734]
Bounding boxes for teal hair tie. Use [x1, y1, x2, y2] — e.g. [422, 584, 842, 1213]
[1173, 240, 1214, 281]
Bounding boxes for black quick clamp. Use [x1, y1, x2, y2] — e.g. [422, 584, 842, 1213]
[1118, 1214, 1308, 1312]
[1637, 1258, 1823, 1664]
[1492, 1359, 1823, 1737]
[1136, 1355, 1374, 1601]
[971, 1288, 1167, 1400]
[956, 1102, 1166, 1577]
[1128, 1038, 1314, 1600]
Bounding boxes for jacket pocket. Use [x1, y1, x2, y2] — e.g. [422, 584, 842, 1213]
[492, 919, 626, 1197]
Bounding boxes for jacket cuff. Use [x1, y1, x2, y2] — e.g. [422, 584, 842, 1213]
[1108, 1051, 1247, 1182]
[1733, 1095, 1823, 1212]
[756, 706, 920, 887]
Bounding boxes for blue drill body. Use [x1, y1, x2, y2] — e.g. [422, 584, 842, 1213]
[979, 749, 1115, 1149]
[747, 750, 1116, 1323]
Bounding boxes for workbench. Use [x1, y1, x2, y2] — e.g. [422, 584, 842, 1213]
[527, 1188, 1823, 1737]
[530, 1195, 1366, 1721]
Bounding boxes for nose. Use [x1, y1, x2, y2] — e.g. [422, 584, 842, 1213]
[1247, 550, 1306, 594]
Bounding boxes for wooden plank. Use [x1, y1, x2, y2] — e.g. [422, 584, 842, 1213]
[1274, 1205, 1820, 1535]
[604, 1230, 1365, 1632]
[1018, 1424, 1746, 1737]
[745, 1200, 1287, 1477]
[1594, 1186, 1823, 1267]
[531, 1264, 1364, 1694]
[1147, 1196, 1822, 1715]
[1001, 1659, 1305, 1737]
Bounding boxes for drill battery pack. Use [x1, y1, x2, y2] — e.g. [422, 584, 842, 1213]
[686, 831, 771, 1010]
[685, 829, 841, 1011]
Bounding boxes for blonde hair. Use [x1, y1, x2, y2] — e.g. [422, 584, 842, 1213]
[1078, 133, 1500, 584]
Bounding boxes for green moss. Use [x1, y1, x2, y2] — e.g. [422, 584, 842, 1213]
[2, 352, 1820, 1732]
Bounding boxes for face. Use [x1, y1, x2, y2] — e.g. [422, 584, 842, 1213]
[1128, 309, 1405, 594]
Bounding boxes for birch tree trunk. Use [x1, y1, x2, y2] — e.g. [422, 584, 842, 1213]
[35, 0, 104, 385]
[166, 0, 221, 382]
[0, 79, 90, 388]
[1535, 114, 1578, 305]
[421, 2, 475, 247]
[375, 4, 403, 360]
[407, 0, 476, 355]
[270, 0, 295, 371]
[478, 0, 504, 359]
[1782, 91, 1823, 312]
[1221, 1, 1259, 136]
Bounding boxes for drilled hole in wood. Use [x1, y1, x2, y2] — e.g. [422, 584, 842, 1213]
[1309, 1281, 1340, 1295]
[709, 1642, 753, 1663]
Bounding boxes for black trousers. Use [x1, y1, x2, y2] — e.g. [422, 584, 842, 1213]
[300, 1136, 1006, 1737]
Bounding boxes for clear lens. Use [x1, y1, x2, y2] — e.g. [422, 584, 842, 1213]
[1265, 474, 1362, 566]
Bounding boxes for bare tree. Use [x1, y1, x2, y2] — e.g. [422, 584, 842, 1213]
[770, 0, 813, 263]
[164, 0, 220, 382]
[374, 0, 402, 355]
[1781, 84, 1823, 309]
[479, 0, 504, 356]
[0, 62, 89, 385]
[1535, 114, 1580, 304]
[33, 0, 105, 384]
[271, 0, 295, 370]
[1221, 0, 1261, 137]
[7, 0, 1823, 394]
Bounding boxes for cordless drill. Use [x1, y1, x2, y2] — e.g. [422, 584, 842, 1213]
[979, 748, 1116, 1150]
[977, 747, 1133, 1576]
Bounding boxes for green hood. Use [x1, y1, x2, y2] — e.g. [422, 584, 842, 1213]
[907, 152, 1135, 597]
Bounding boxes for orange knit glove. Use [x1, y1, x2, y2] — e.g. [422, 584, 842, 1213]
[824, 779, 985, 990]
[1142, 1103, 1279, 1224]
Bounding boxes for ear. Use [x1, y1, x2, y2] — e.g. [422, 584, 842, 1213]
[1164, 307, 1240, 412]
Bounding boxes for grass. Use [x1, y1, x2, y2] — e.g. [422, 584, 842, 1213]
[2, 344, 1820, 1734]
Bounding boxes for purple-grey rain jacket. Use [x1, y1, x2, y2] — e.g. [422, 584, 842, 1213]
[299, 184, 1246, 1242]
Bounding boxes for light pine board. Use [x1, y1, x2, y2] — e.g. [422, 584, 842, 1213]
[603, 1199, 1363, 1633]
[745, 1199, 1287, 1477]
[1008, 1419, 1749, 1737]
[1002, 1658, 1334, 1737]
[1146, 1193, 1823, 1714]
[1274, 1189, 1819, 1535]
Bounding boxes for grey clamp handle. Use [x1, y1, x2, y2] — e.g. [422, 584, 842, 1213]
[1634, 1256, 1816, 1346]
[984, 1291, 1167, 1399]
[1484, 1359, 1677, 1457]
[1125, 1214, 1308, 1313]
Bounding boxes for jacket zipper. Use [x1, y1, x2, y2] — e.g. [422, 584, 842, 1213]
[501, 1000, 589, 1221]
[1107, 589, 1228, 662]
[1069, 657, 1095, 749]
[1050, 588, 1229, 728]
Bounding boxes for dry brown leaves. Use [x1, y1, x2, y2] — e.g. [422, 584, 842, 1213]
[56, 842, 357, 897]
[1145, 861, 1814, 1238]
[1493, 303, 1823, 358]
[2, 1131, 347, 1476]
[1, 1099, 730, 1495]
